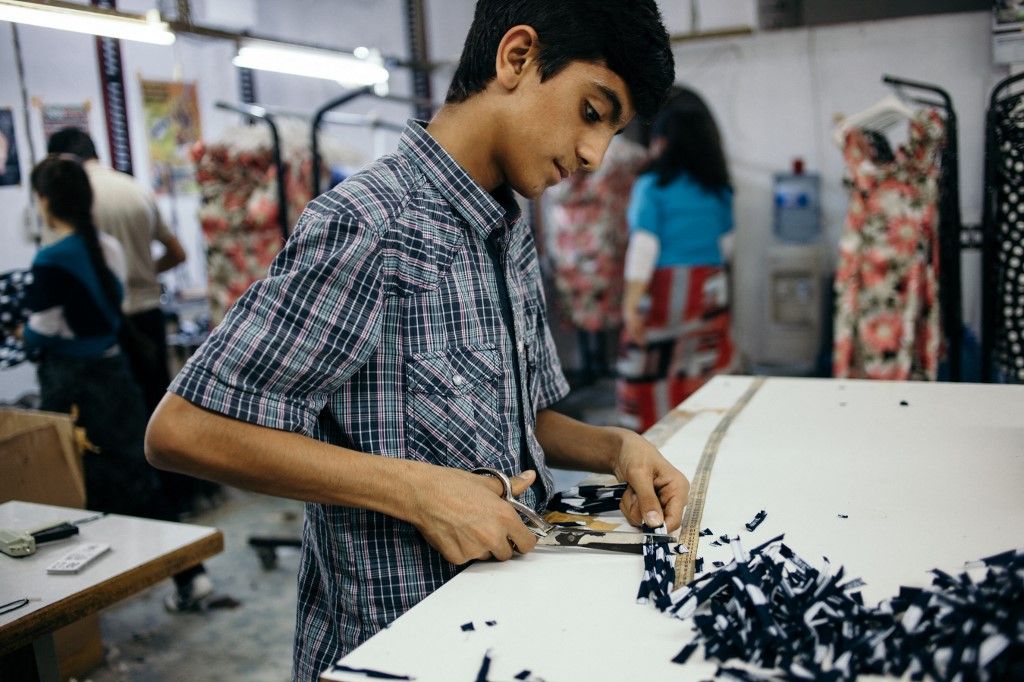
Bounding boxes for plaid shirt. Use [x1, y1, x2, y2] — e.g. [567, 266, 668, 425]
[170, 120, 569, 680]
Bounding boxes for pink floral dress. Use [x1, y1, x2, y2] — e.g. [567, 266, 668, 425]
[833, 109, 945, 381]
[544, 138, 646, 332]
[191, 141, 314, 323]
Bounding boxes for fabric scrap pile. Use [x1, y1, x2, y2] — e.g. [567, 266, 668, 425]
[640, 534, 1024, 680]
[546, 482, 627, 515]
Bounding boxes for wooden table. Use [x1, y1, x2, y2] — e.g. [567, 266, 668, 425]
[0, 501, 223, 681]
[321, 376, 1024, 681]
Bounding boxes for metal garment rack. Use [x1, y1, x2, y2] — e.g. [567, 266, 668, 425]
[981, 71, 1024, 382]
[882, 74, 963, 382]
[214, 101, 290, 242]
[310, 88, 435, 196]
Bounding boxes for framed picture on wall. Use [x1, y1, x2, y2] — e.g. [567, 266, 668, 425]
[0, 108, 21, 187]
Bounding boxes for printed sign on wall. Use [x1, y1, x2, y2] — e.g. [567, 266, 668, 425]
[140, 79, 202, 195]
[0, 109, 21, 187]
[38, 102, 91, 143]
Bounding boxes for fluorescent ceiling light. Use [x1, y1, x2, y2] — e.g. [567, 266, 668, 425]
[233, 39, 389, 90]
[0, 1, 175, 45]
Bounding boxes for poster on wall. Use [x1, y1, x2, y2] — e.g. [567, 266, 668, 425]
[140, 79, 202, 195]
[994, 0, 1024, 63]
[0, 109, 22, 186]
[37, 101, 91, 142]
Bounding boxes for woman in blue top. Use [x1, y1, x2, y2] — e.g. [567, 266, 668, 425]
[25, 155, 211, 610]
[617, 90, 738, 431]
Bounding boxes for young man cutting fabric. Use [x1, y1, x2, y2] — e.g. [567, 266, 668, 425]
[145, 1, 687, 678]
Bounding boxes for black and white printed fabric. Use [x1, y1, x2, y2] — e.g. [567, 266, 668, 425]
[0, 269, 33, 369]
[992, 99, 1024, 382]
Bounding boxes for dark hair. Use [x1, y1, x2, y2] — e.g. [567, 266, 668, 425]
[46, 127, 98, 160]
[31, 155, 120, 313]
[642, 88, 731, 192]
[446, 0, 675, 123]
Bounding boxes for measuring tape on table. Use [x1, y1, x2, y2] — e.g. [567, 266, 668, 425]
[647, 377, 766, 585]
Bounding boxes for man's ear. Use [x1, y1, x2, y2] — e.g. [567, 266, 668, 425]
[494, 25, 540, 92]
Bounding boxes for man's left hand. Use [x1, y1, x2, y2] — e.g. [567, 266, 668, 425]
[611, 430, 689, 533]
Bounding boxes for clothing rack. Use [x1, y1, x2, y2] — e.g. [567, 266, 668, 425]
[311, 89, 435, 196]
[214, 101, 290, 242]
[882, 75, 963, 381]
[981, 71, 1024, 382]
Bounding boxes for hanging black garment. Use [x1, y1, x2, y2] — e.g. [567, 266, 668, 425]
[989, 97, 1024, 382]
[0, 269, 33, 370]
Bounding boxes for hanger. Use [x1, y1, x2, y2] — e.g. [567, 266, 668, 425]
[832, 94, 915, 148]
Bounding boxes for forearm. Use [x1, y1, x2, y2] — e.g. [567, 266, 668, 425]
[155, 238, 186, 273]
[154, 254, 179, 273]
[535, 409, 632, 474]
[622, 279, 647, 316]
[145, 393, 429, 522]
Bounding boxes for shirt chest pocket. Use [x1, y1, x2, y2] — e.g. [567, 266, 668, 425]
[403, 344, 503, 469]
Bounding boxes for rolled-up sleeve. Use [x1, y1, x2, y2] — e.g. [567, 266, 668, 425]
[169, 209, 389, 436]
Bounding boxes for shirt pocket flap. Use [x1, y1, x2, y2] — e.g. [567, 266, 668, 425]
[405, 345, 501, 395]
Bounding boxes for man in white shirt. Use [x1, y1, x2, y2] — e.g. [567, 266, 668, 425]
[47, 127, 186, 415]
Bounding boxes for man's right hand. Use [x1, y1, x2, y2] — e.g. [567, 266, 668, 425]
[407, 466, 540, 565]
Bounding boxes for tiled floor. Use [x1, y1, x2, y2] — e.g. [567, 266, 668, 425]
[88, 489, 303, 682]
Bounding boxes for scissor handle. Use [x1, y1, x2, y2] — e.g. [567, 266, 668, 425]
[471, 467, 553, 537]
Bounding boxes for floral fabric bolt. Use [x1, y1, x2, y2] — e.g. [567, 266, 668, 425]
[191, 140, 315, 324]
[833, 109, 945, 381]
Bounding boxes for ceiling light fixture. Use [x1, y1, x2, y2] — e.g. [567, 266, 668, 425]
[0, 0, 175, 45]
[233, 39, 390, 93]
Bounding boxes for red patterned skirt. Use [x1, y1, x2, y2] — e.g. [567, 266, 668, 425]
[616, 265, 737, 432]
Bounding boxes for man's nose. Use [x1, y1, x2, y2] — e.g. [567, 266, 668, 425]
[577, 131, 613, 172]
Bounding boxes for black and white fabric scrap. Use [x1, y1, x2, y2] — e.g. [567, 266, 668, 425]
[636, 523, 675, 611]
[745, 510, 767, 532]
[329, 663, 413, 680]
[546, 482, 627, 514]
[639, 534, 1024, 680]
[474, 651, 546, 682]
[0, 269, 33, 370]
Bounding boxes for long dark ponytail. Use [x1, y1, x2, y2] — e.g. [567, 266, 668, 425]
[31, 155, 121, 316]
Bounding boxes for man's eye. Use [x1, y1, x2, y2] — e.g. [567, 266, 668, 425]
[584, 102, 601, 123]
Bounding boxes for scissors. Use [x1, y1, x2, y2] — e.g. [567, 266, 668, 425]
[472, 467, 681, 555]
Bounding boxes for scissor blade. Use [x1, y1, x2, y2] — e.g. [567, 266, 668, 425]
[548, 527, 675, 541]
[537, 527, 680, 552]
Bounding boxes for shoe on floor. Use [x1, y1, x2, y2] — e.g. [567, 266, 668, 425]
[164, 573, 214, 613]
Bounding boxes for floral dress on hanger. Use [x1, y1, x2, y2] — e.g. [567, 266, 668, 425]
[544, 138, 647, 332]
[191, 139, 313, 324]
[833, 109, 945, 381]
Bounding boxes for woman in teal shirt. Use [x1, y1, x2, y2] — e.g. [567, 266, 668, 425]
[617, 90, 738, 431]
[25, 155, 212, 610]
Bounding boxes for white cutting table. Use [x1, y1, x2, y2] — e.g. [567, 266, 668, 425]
[0, 501, 223, 681]
[322, 376, 1024, 681]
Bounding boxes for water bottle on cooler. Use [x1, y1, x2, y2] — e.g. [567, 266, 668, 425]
[773, 158, 821, 243]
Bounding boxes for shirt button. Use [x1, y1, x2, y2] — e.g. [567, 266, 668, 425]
[453, 374, 465, 386]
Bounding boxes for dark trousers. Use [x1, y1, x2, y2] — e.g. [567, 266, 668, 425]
[127, 307, 218, 514]
[126, 307, 171, 416]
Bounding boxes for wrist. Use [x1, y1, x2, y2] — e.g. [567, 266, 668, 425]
[601, 426, 631, 476]
[377, 458, 434, 525]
